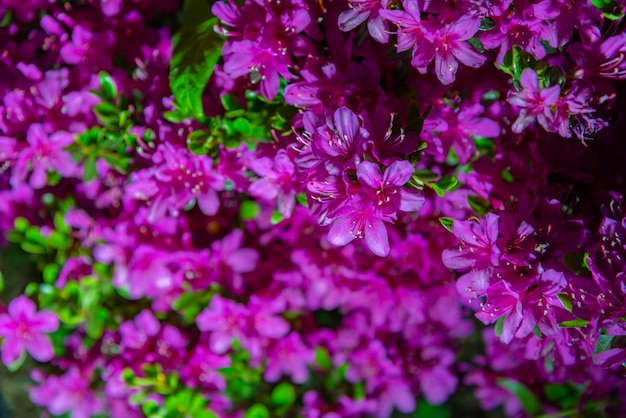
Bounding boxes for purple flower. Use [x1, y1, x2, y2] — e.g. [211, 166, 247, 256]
[442, 214, 501, 276]
[30, 367, 104, 418]
[126, 143, 224, 222]
[249, 149, 298, 217]
[328, 160, 423, 256]
[196, 295, 249, 354]
[10, 124, 76, 189]
[507, 69, 560, 133]
[264, 332, 313, 383]
[0, 296, 59, 365]
[338, 0, 391, 43]
[413, 15, 486, 84]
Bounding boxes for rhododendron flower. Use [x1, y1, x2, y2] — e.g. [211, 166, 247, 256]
[10, 124, 76, 189]
[0, 296, 59, 365]
[328, 160, 423, 256]
[507, 69, 560, 133]
[412, 15, 485, 84]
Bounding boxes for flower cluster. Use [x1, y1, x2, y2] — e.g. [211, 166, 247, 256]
[0, 0, 626, 417]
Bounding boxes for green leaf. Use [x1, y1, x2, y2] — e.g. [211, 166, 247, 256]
[98, 71, 118, 101]
[501, 167, 514, 183]
[244, 404, 270, 418]
[495, 316, 504, 337]
[467, 195, 493, 217]
[315, 347, 332, 371]
[7, 350, 26, 372]
[479, 17, 496, 31]
[412, 169, 438, 183]
[562, 253, 591, 276]
[14, 217, 29, 232]
[271, 382, 296, 406]
[170, 15, 224, 121]
[436, 174, 458, 191]
[468, 37, 485, 53]
[83, 156, 99, 182]
[594, 334, 613, 354]
[221, 94, 242, 111]
[186, 130, 214, 155]
[239, 200, 260, 221]
[43, 264, 60, 284]
[439, 217, 454, 233]
[559, 318, 590, 328]
[93, 102, 120, 126]
[0, 270, 4, 293]
[497, 378, 542, 415]
[557, 292, 573, 312]
[271, 209, 284, 225]
[47, 230, 68, 250]
[415, 398, 451, 418]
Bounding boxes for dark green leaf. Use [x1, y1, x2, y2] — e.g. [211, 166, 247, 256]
[557, 292, 573, 312]
[497, 378, 542, 415]
[170, 17, 224, 120]
[415, 398, 451, 418]
[563, 253, 591, 276]
[479, 17, 496, 31]
[439, 217, 454, 232]
[594, 334, 613, 354]
[467, 195, 493, 217]
[436, 174, 458, 191]
[468, 37, 485, 53]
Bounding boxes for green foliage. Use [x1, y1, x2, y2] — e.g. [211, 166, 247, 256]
[240, 200, 261, 221]
[467, 195, 493, 216]
[172, 285, 219, 323]
[408, 169, 459, 197]
[185, 91, 297, 157]
[500, 46, 564, 91]
[591, 0, 624, 19]
[170, 0, 224, 120]
[125, 365, 218, 418]
[439, 217, 454, 233]
[497, 378, 542, 416]
[72, 72, 154, 179]
[562, 253, 591, 277]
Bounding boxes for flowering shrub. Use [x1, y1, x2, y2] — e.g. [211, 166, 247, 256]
[0, 0, 625, 417]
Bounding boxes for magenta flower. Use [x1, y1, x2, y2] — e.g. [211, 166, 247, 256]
[413, 16, 486, 84]
[10, 124, 76, 189]
[249, 149, 298, 217]
[264, 332, 313, 383]
[196, 295, 249, 354]
[0, 295, 59, 365]
[507, 69, 561, 133]
[328, 160, 423, 256]
[338, 0, 391, 43]
[30, 367, 104, 418]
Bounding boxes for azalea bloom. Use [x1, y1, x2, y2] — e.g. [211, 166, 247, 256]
[413, 16, 485, 84]
[10, 124, 76, 189]
[0, 295, 59, 365]
[507, 69, 561, 133]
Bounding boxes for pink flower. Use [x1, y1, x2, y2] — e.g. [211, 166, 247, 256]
[10, 124, 76, 189]
[507, 69, 561, 133]
[0, 296, 59, 365]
